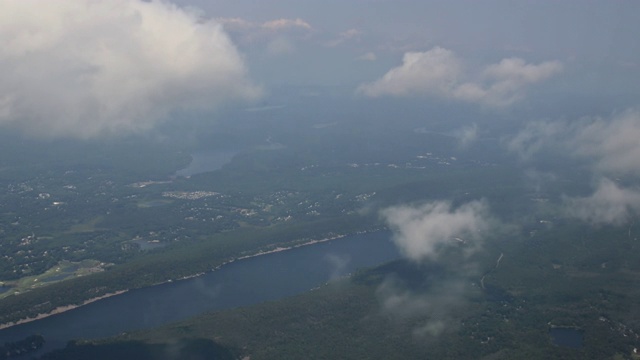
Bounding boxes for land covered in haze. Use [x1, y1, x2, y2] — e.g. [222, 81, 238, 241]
[1, 1, 640, 359]
[2, 90, 640, 360]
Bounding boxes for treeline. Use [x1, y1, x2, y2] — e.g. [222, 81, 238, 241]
[39, 338, 234, 360]
[0, 334, 44, 359]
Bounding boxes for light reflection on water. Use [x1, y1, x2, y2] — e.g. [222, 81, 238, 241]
[175, 151, 237, 177]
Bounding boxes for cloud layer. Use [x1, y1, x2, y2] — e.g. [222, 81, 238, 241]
[508, 109, 640, 176]
[358, 47, 562, 107]
[0, 0, 261, 138]
[508, 109, 640, 225]
[380, 200, 490, 262]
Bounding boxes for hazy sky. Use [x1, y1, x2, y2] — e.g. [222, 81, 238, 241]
[177, 0, 640, 89]
[1, 0, 639, 137]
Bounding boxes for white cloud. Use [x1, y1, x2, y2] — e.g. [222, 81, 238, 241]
[0, 0, 261, 138]
[358, 47, 462, 98]
[564, 179, 640, 226]
[358, 47, 563, 107]
[380, 200, 490, 262]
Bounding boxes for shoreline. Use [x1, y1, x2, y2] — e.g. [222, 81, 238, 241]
[0, 290, 127, 330]
[0, 229, 380, 331]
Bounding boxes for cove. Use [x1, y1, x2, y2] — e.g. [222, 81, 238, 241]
[175, 150, 237, 177]
[0, 231, 399, 357]
[549, 327, 584, 349]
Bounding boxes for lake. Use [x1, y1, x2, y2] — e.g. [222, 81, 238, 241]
[549, 327, 584, 349]
[175, 150, 237, 177]
[0, 231, 400, 357]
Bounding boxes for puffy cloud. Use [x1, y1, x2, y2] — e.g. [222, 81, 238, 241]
[216, 17, 312, 33]
[216, 17, 313, 57]
[380, 200, 490, 262]
[0, 0, 261, 138]
[358, 47, 562, 107]
[358, 47, 462, 98]
[215, 17, 255, 32]
[564, 179, 640, 226]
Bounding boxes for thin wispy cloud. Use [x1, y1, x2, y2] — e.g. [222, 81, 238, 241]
[356, 52, 377, 62]
[262, 18, 312, 31]
[217, 17, 313, 42]
[377, 199, 495, 337]
[216, 16, 314, 57]
[564, 179, 640, 226]
[508, 109, 640, 176]
[376, 275, 468, 337]
[381, 200, 491, 262]
[325, 28, 362, 47]
[452, 124, 479, 149]
[508, 109, 640, 225]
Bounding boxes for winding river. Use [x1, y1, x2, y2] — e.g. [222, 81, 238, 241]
[0, 231, 400, 357]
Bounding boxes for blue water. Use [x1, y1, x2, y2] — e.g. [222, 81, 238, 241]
[549, 327, 584, 349]
[0, 231, 399, 357]
[175, 150, 237, 177]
